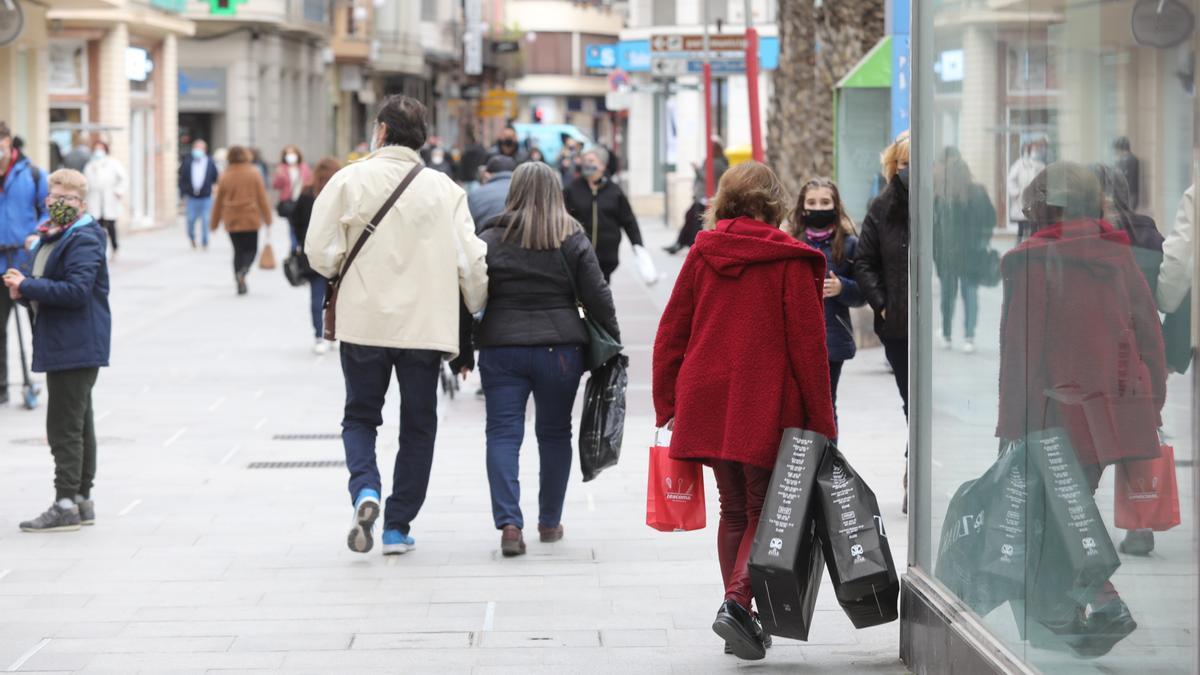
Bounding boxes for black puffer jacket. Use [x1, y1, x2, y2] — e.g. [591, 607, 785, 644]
[563, 176, 643, 274]
[855, 173, 910, 340]
[473, 216, 620, 348]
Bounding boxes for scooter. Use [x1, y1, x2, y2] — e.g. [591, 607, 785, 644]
[3, 248, 39, 410]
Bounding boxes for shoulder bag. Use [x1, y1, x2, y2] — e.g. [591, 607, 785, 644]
[322, 164, 423, 341]
[557, 247, 622, 371]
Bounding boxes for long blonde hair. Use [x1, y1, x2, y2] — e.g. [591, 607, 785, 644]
[880, 131, 910, 182]
[501, 162, 578, 250]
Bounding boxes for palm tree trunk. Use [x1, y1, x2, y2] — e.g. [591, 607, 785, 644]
[767, 0, 886, 196]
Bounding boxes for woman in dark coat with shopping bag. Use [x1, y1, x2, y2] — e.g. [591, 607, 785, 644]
[932, 154, 996, 352]
[466, 162, 620, 558]
[653, 161, 836, 661]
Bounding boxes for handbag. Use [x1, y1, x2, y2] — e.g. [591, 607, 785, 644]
[276, 199, 296, 219]
[258, 242, 277, 270]
[323, 164, 423, 341]
[283, 249, 309, 287]
[557, 249, 623, 371]
[578, 355, 627, 481]
[1115, 442, 1181, 531]
[645, 430, 706, 531]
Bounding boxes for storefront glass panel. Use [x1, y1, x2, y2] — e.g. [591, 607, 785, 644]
[913, 0, 1199, 671]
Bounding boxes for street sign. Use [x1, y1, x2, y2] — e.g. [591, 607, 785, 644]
[649, 33, 763, 78]
[492, 40, 520, 54]
[651, 34, 748, 53]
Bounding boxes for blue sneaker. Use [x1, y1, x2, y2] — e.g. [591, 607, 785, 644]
[382, 529, 415, 555]
[347, 489, 381, 553]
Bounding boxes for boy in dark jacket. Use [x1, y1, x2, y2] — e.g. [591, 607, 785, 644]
[3, 169, 111, 532]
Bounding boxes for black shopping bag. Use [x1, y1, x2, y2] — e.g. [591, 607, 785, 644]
[749, 429, 829, 641]
[1026, 427, 1120, 608]
[934, 443, 1044, 617]
[814, 446, 899, 628]
[578, 355, 628, 482]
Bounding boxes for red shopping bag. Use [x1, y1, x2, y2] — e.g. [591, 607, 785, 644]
[1115, 444, 1181, 531]
[646, 442, 706, 532]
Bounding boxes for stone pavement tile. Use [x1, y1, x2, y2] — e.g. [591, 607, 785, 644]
[84, 590, 264, 609]
[13, 650, 95, 673]
[489, 612, 672, 632]
[432, 584, 604, 604]
[228, 633, 353, 652]
[256, 588, 434, 607]
[80, 651, 284, 671]
[0, 622, 126, 640]
[39, 636, 234, 654]
[599, 628, 669, 647]
[351, 631, 474, 649]
[477, 630, 601, 648]
[278, 647, 529, 669]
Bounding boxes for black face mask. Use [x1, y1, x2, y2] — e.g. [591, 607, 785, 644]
[499, 139, 517, 150]
[803, 209, 838, 229]
[897, 166, 910, 189]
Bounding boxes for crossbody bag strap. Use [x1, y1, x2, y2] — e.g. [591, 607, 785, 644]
[333, 163, 423, 283]
[556, 246, 583, 308]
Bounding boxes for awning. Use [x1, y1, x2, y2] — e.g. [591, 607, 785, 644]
[836, 36, 891, 90]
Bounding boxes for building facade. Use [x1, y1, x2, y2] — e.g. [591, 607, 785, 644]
[902, 0, 1200, 672]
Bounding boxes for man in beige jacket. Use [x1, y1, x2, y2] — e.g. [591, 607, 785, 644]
[307, 95, 488, 556]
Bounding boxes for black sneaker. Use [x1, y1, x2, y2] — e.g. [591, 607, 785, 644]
[725, 631, 771, 654]
[712, 600, 766, 661]
[75, 497, 95, 526]
[1119, 529, 1154, 556]
[19, 503, 82, 532]
[1071, 599, 1138, 659]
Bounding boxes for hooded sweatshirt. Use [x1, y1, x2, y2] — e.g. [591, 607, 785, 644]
[997, 218, 1166, 467]
[653, 216, 837, 469]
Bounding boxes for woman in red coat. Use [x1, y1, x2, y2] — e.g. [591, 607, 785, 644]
[653, 161, 836, 660]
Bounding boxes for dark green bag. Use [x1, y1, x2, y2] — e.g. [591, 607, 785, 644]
[558, 249, 623, 371]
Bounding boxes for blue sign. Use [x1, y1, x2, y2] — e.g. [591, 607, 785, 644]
[591, 36, 780, 74]
[687, 60, 746, 74]
[891, 34, 910, 139]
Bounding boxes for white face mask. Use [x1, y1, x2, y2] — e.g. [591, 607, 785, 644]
[431, 150, 445, 164]
[92, 149, 107, 160]
[285, 153, 298, 165]
[369, 125, 382, 153]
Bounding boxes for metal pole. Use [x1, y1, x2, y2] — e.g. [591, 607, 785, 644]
[703, 0, 715, 199]
[744, 0, 763, 162]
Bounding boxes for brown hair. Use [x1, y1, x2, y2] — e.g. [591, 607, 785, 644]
[789, 178, 856, 264]
[280, 144, 304, 164]
[0, 121, 11, 141]
[226, 146, 252, 164]
[308, 157, 342, 197]
[704, 161, 790, 229]
[501, 161, 578, 250]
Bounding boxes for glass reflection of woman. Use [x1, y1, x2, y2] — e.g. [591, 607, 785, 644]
[932, 150, 996, 353]
[998, 162, 1167, 658]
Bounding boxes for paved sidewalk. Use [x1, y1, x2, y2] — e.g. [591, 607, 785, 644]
[0, 219, 909, 674]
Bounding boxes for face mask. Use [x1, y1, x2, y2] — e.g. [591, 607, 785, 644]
[48, 199, 79, 226]
[92, 149, 107, 160]
[285, 153, 298, 165]
[803, 209, 838, 229]
[500, 139, 517, 151]
[431, 151, 445, 164]
[581, 164, 599, 178]
[192, 148, 205, 159]
[898, 166, 910, 189]
[369, 125, 382, 153]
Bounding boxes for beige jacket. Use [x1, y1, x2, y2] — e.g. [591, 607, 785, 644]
[306, 145, 488, 355]
[1157, 185, 1195, 314]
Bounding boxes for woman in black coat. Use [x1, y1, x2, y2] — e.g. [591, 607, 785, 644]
[466, 162, 619, 557]
[563, 146, 643, 281]
[932, 154, 996, 353]
[287, 157, 341, 354]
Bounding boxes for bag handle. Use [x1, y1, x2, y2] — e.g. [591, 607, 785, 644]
[331, 163, 423, 285]
[556, 247, 584, 312]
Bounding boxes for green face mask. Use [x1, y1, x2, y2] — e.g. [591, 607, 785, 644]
[48, 199, 79, 226]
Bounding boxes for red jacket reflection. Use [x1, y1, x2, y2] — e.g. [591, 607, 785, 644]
[653, 217, 837, 470]
[996, 219, 1167, 466]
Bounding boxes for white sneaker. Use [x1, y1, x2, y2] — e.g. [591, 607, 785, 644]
[937, 335, 952, 350]
[313, 339, 328, 355]
[961, 340, 976, 354]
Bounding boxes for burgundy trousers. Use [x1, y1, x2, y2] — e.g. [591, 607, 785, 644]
[711, 460, 773, 610]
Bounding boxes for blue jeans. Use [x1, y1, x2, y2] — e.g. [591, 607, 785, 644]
[309, 277, 327, 338]
[340, 343, 442, 534]
[480, 345, 585, 530]
[939, 273, 979, 340]
[185, 196, 212, 246]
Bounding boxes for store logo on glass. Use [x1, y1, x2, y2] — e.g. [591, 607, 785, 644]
[1082, 537, 1098, 556]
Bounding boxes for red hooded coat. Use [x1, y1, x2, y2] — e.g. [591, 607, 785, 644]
[653, 217, 837, 470]
[996, 219, 1167, 467]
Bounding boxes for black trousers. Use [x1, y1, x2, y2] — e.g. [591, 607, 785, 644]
[47, 367, 99, 501]
[230, 231, 258, 277]
[882, 337, 909, 420]
[340, 343, 442, 535]
[100, 219, 118, 251]
[675, 200, 706, 247]
[829, 359, 844, 427]
[0, 264, 33, 396]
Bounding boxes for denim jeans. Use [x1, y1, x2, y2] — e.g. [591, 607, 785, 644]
[939, 273, 979, 340]
[480, 345, 584, 530]
[309, 277, 328, 338]
[340, 343, 442, 535]
[185, 196, 212, 246]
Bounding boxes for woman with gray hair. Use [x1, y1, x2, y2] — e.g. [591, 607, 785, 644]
[563, 145, 643, 282]
[465, 161, 620, 557]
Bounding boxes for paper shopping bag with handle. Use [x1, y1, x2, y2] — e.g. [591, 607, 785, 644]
[645, 438, 705, 532]
[1115, 443, 1181, 532]
[258, 242, 277, 270]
